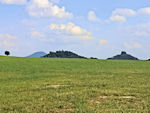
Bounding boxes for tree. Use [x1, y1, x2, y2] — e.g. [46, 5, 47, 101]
[5, 51, 10, 56]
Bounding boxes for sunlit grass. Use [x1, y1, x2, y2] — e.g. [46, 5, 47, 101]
[0, 56, 150, 112]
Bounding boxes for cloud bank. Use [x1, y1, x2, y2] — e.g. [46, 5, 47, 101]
[50, 23, 94, 40]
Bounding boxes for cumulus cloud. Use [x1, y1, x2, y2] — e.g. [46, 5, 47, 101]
[110, 15, 126, 22]
[50, 0, 59, 4]
[88, 11, 100, 22]
[112, 8, 136, 17]
[99, 40, 108, 45]
[27, 0, 73, 19]
[134, 31, 149, 37]
[0, 34, 2, 38]
[31, 31, 45, 39]
[109, 7, 150, 22]
[31, 31, 55, 42]
[127, 23, 150, 37]
[0, 0, 26, 5]
[50, 22, 94, 40]
[50, 23, 90, 35]
[110, 8, 136, 22]
[2, 40, 15, 47]
[0, 0, 72, 18]
[6, 34, 16, 39]
[124, 42, 142, 49]
[0, 33, 16, 48]
[0, 33, 16, 39]
[138, 7, 150, 15]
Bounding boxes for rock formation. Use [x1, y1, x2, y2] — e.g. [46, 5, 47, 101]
[107, 51, 139, 60]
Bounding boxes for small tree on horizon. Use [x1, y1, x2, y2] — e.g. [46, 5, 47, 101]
[5, 51, 10, 56]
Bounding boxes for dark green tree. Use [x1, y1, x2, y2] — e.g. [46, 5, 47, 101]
[5, 51, 10, 56]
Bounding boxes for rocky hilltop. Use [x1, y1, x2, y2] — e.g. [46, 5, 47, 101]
[107, 51, 139, 60]
[43, 50, 86, 58]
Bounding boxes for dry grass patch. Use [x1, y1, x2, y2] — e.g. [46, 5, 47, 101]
[45, 84, 70, 88]
[89, 94, 135, 105]
[52, 108, 74, 113]
[90, 95, 108, 104]
[118, 96, 135, 99]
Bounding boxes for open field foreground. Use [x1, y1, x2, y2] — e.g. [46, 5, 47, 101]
[0, 56, 150, 113]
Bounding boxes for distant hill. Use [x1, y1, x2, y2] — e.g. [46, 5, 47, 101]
[107, 51, 139, 60]
[43, 50, 86, 58]
[27, 52, 47, 58]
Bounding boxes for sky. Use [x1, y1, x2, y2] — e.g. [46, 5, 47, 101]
[0, 0, 150, 59]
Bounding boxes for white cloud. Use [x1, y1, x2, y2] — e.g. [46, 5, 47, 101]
[110, 15, 126, 22]
[138, 7, 150, 15]
[109, 8, 136, 23]
[0, 33, 16, 48]
[124, 42, 142, 49]
[6, 34, 16, 39]
[0, 33, 16, 39]
[109, 7, 150, 23]
[0, 34, 2, 38]
[118, 22, 150, 40]
[128, 23, 150, 37]
[88, 11, 100, 22]
[31, 31, 45, 39]
[50, 0, 59, 4]
[112, 8, 136, 17]
[27, 0, 73, 19]
[31, 0, 51, 8]
[135, 31, 149, 37]
[50, 22, 94, 40]
[2, 40, 14, 47]
[99, 40, 108, 45]
[0, 0, 26, 5]
[50, 23, 90, 35]
[31, 31, 55, 42]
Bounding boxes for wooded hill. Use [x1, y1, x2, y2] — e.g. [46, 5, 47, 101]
[43, 51, 86, 58]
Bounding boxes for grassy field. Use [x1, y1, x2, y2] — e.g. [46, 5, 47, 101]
[0, 56, 150, 113]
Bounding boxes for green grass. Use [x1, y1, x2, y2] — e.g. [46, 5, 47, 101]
[0, 56, 150, 113]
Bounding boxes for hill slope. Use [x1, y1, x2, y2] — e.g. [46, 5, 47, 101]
[27, 51, 47, 58]
[43, 50, 86, 58]
[108, 51, 139, 60]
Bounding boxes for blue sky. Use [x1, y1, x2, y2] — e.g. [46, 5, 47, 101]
[0, 0, 150, 59]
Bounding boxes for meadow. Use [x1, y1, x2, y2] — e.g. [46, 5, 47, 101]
[0, 56, 150, 113]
